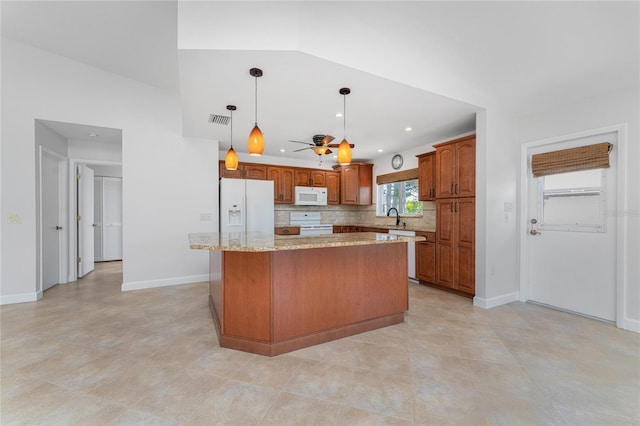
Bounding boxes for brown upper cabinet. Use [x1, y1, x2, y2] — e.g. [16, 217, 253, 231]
[325, 171, 341, 205]
[267, 166, 295, 204]
[294, 169, 327, 187]
[434, 135, 475, 198]
[416, 152, 436, 201]
[333, 163, 373, 205]
[219, 161, 267, 180]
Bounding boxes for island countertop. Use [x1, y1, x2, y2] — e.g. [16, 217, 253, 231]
[189, 231, 425, 252]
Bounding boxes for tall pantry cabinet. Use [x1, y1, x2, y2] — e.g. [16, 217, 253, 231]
[434, 134, 475, 296]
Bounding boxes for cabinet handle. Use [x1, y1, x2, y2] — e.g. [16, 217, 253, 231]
[450, 183, 454, 194]
[450, 202, 454, 213]
[455, 183, 458, 194]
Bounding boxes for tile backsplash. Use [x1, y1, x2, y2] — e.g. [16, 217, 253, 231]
[275, 202, 436, 231]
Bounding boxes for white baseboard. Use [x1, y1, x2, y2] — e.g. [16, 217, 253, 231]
[622, 317, 640, 333]
[473, 291, 520, 309]
[121, 274, 209, 292]
[0, 291, 43, 305]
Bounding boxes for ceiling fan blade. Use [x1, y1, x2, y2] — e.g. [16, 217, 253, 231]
[293, 147, 312, 152]
[324, 148, 333, 154]
[321, 135, 335, 145]
[288, 140, 313, 145]
[326, 143, 355, 148]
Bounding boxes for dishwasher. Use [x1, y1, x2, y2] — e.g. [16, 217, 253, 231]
[388, 229, 416, 281]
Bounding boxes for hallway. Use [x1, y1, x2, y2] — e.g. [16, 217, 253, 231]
[1, 262, 639, 425]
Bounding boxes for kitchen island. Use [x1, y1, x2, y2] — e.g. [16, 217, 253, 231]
[189, 232, 425, 356]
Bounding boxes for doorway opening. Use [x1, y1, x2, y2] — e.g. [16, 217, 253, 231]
[36, 119, 123, 295]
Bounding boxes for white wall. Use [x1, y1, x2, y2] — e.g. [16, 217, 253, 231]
[474, 109, 520, 308]
[518, 87, 639, 328]
[1, 38, 217, 301]
[69, 139, 122, 163]
[90, 165, 122, 178]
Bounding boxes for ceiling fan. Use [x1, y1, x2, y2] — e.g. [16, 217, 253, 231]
[288, 134, 355, 157]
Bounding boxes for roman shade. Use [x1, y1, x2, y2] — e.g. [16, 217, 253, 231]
[531, 142, 612, 178]
[376, 168, 418, 185]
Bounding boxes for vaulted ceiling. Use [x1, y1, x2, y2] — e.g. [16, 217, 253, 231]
[2, 1, 637, 162]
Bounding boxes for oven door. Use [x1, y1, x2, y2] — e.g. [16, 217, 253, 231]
[299, 225, 333, 236]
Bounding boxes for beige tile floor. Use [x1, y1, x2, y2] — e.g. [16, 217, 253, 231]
[1, 261, 638, 425]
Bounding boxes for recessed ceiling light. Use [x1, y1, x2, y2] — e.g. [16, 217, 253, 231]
[377, 149, 384, 153]
[280, 148, 285, 152]
[404, 127, 412, 132]
[335, 113, 343, 118]
[88, 132, 99, 137]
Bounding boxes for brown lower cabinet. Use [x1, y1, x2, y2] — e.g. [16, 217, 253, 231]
[274, 226, 300, 235]
[435, 197, 475, 295]
[415, 232, 436, 284]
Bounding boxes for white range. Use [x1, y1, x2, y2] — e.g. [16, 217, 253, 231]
[289, 212, 333, 236]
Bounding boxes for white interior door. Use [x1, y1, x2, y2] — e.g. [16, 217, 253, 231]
[102, 177, 123, 261]
[78, 164, 95, 277]
[94, 177, 104, 262]
[527, 132, 617, 321]
[42, 151, 62, 290]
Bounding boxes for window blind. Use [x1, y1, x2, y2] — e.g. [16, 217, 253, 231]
[531, 142, 611, 178]
[376, 168, 418, 185]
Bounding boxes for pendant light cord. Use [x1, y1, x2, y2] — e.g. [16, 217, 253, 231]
[343, 94, 346, 139]
[254, 76, 258, 126]
[230, 109, 233, 148]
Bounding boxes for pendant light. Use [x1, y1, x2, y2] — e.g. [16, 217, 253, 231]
[248, 67, 264, 156]
[224, 105, 239, 170]
[337, 87, 352, 166]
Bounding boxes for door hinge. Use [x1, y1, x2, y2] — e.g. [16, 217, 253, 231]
[76, 214, 81, 222]
[77, 256, 81, 263]
[76, 172, 81, 180]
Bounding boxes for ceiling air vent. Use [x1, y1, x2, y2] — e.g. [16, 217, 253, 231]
[208, 114, 230, 125]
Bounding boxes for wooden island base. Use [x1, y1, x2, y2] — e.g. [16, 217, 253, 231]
[208, 243, 408, 356]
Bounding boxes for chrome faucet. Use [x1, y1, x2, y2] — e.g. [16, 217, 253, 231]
[386, 207, 400, 226]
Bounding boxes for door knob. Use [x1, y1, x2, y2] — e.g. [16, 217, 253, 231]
[55, 225, 63, 230]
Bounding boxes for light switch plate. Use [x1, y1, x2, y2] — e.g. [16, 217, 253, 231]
[504, 202, 513, 213]
[8, 214, 21, 224]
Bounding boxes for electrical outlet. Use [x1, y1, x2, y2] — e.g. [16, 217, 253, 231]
[200, 213, 212, 222]
[7, 214, 22, 224]
[504, 202, 513, 213]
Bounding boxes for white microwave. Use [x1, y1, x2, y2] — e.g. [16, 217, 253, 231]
[294, 186, 328, 206]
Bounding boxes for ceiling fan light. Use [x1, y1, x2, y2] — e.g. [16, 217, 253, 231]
[338, 139, 352, 165]
[225, 147, 238, 170]
[312, 146, 328, 155]
[248, 125, 264, 156]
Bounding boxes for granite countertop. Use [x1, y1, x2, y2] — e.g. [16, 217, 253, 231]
[189, 232, 426, 252]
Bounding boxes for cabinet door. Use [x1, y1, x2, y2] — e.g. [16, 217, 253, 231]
[294, 169, 311, 186]
[244, 164, 267, 180]
[435, 145, 456, 198]
[455, 140, 475, 197]
[310, 170, 326, 187]
[340, 165, 360, 204]
[454, 198, 475, 293]
[418, 153, 435, 201]
[416, 241, 436, 283]
[436, 200, 455, 288]
[326, 171, 340, 205]
[219, 161, 243, 179]
[267, 167, 284, 203]
[280, 167, 295, 204]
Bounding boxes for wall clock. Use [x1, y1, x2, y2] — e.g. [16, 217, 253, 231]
[391, 154, 403, 170]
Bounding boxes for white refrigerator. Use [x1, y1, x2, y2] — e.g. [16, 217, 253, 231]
[220, 178, 274, 233]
